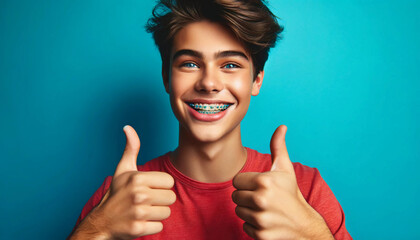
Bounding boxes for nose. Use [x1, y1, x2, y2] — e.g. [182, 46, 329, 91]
[195, 68, 223, 93]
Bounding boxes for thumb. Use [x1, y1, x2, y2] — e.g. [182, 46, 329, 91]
[270, 125, 294, 173]
[114, 125, 140, 177]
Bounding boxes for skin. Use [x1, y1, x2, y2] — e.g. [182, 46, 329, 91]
[69, 126, 176, 239]
[164, 20, 263, 183]
[233, 126, 334, 239]
[164, 21, 334, 239]
[69, 21, 334, 239]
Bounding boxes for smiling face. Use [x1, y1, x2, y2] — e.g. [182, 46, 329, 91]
[164, 21, 264, 143]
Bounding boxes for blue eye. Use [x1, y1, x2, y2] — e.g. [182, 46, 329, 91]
[182, 62, 198, 68]
[223, 63, 239, 69]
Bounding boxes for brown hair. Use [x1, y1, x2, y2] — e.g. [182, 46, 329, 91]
[145, 0, 283, 79]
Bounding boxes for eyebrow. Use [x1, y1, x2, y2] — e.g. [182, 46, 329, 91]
[172, 49, 203, 61]
[215, 50, 249, 60]
[172, 49, 249, 61]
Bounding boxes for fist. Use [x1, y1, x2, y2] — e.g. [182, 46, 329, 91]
[232, 125, 332, 239]
[96, 125, 176, 239]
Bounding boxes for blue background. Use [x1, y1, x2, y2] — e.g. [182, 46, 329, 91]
[1, 0, 419, 239]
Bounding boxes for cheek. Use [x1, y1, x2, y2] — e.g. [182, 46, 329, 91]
[229, 75, 253, 101]
[169, 72, 189, 97]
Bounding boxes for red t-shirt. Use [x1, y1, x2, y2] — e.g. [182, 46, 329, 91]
[73, 148, 352, 239]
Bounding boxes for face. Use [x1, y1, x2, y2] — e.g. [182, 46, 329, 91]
[164, 21, 264, 143]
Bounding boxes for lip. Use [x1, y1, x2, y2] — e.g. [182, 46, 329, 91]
[185, 101, 233, 122]
[185, 99, 234, 105]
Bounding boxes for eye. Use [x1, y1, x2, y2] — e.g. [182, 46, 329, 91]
[223, 63, 240, 69]
[181, 62, 199, 68]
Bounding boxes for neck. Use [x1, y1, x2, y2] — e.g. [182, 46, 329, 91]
[171, 125, 247, 183]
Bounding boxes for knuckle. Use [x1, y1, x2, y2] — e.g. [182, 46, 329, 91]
[254, 229, 269, 240]
[131, 174, 146, 185]
[128, 221, 145, 236]
[134, 206, 148, 220]
[255, 174, 273, 188]
[253, 212, 268, 228]
[132, 192, 149, 204]
[252, 193, 268, 210]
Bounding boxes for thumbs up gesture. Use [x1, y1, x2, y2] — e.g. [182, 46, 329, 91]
[232, 125, 333, 239]
[77, 126, 176, 239]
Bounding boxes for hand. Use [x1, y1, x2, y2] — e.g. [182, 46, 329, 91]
[72, 125, 176, 239]
[232, 125, 333, 239]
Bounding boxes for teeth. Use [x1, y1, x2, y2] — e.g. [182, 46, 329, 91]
[188, 103, 231, 113]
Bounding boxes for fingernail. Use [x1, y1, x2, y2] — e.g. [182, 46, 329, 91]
[123, 125, 129, 130]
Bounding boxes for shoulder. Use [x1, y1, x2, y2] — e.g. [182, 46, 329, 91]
[292, 162, 320, 198]
[292, 163, 352, 239]
[291, 162, 334, 207]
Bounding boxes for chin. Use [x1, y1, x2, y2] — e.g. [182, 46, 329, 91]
[189, 127, 224, 143]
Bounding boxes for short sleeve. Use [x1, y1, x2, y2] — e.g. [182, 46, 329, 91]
[294, 163, 352, 240]
[70, 176, 113, 232]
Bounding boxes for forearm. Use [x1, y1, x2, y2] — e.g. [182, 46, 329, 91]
[68, 208, 109, 240]
[305, 213, 335, 240]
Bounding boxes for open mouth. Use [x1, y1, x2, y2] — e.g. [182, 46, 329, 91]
[187, 102, 232, 114]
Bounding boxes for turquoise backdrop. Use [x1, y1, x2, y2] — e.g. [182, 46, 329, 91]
[1, 0, 419, 239]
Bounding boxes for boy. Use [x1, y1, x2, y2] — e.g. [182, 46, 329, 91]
[69, 0, 352, 239]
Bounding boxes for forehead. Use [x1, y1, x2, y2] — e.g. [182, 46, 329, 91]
[171, 21, 249, 58]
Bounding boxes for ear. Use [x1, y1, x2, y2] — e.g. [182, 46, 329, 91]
[162, 66, 169, 93]
[251, 70, 264, 96]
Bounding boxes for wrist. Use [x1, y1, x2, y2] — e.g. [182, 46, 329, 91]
[69, 207, 111, 240]
[303, 211, 334, 240]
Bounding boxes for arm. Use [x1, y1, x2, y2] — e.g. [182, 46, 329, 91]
[232, 126, 347, 239]
[68, 196, 110, 240]
[68, 126, 176, 240]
